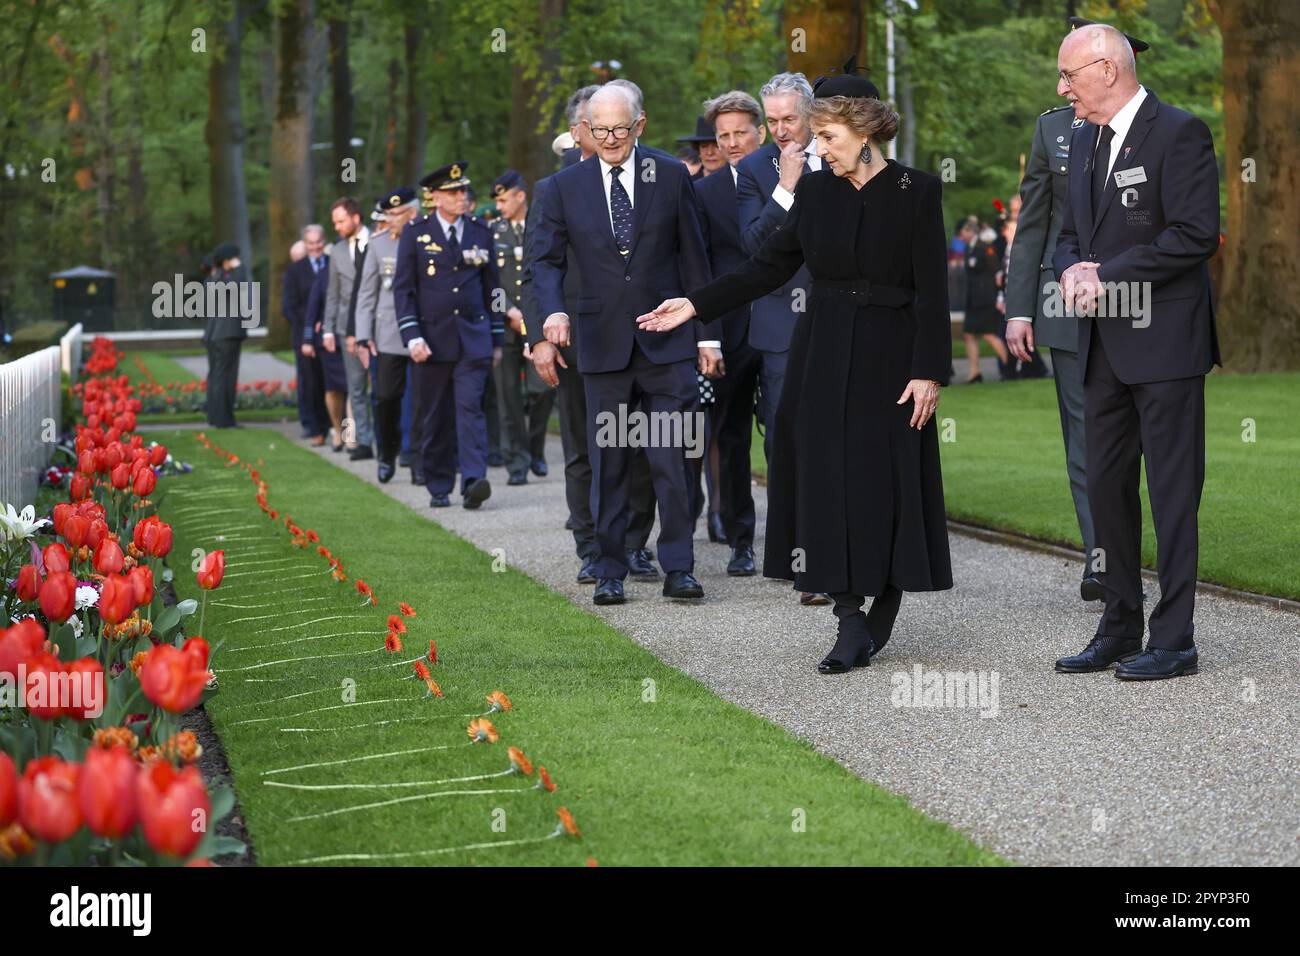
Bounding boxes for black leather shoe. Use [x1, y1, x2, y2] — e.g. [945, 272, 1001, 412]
[487, 451, 505, 467]
[530, 458, 548, 477]
[1115, 646, 1199, 681]
[349, 445, 374, 461]
[727, 546, 756, 576]
[800, 592, 831, 606]
[626, 548, 659, 581]
[377, 460, 395, 484]
[429, 493, 450, 508]
[1055, 636, 1142, 673]
[576, 559, 598, 585]
[463, 477, 492, 510]
[398, 452, 411, 468]
[593, 578, 625, 605]
[507, 471, 528, 486]
[1080, 575, 1104, 602]
[412, 469, 425, 485]
[663, 570, 704, 599]
[818, 623, 873, 674]
[707, 512, 727, 544]
[332, 442, 345, 453]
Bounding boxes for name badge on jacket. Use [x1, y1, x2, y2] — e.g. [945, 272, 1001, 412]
[1114, 166, 1147, 188]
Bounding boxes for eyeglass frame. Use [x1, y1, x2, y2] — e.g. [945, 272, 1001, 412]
[584, 120, 636, 141]
[1058, 57, 1110, 87]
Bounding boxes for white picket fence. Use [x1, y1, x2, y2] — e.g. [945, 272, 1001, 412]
[61, 322, 84, 383]
[0, 345, 63, 510]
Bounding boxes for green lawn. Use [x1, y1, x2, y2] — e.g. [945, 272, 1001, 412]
[118, 350, 294, 425]
[751, 372, 1300, 600]
[159, 427, 1000, 866]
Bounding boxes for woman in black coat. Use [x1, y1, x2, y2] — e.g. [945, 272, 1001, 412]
[638, 81, 952, 673]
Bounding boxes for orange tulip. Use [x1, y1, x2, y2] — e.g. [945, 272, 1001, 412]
[137, 761, 210, 858]
[78, 745, 138, 838]
[17, 757, 82, 843]
[138, 642, 211, 713]
[196, 550, 225, 589]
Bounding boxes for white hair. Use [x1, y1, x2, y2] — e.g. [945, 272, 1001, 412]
[586, 84, 638, 124]
[301, 223, 325, 240]
[759, 72, 814, 115]
[606, 78, 644, 116]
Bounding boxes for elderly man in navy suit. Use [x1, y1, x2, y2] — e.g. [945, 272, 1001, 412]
[1050, 23, 1220, 681]
[532, 83, 718, 605]
[694, 90, 768, 578]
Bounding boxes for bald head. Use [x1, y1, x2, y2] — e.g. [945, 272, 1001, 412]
[1057, 23, 1140, 125]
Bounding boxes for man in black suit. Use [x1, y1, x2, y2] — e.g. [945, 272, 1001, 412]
[532, 83, 718, 605]
[694, 90, 767, 578]
[1051, 23, 1221, 681]
[735, 71, 829, 607]
[282, 224, 331, 444]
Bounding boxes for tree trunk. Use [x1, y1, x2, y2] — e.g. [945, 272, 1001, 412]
[783, 0, 867, 78]
[95, 24, 116, 285]
[268, 0, 316, 352]
[402, 24, 428, 183]
[506, 0, 564, 190]
[1209, 0, 1300, 371]
[328, 11, 354, 185]
[206, 2, 254, 280]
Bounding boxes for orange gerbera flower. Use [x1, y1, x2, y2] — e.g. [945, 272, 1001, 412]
[466, 718, 498, 743]
[507, 747, 534, 776]
[413, 660, 431, 681]
[384, 631, 403, 653]
[386, 614, 406, 634]
[427, 641, 437, 666]
[486, 690, 512, 713]
[538, 766, 556, 792]
[557, 807, 580, 837]
[424, 677, 443, 699]
[332, 567, 347, 583]
[399, 602, 416, 617]
[292, 536, 307, 549]
[317, 546, 332, 560]
[306, 530, 320, 543]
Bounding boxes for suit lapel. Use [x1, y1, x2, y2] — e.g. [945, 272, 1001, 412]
[1092, 92, 1158, 238]
[577, 156, 623, 261]
[1076, 123, 1098, 243]
[627, 146, 657, 263]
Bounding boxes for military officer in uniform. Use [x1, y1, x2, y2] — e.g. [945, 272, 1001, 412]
[392, 162, 504, 509]
[203, 242, 247, 428]
[1005, 18, 1150, 602]
[355, 187, 421, 484]
[491, 169, 555, 485]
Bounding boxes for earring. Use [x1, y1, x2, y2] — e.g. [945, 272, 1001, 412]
[859, 141, 872, 164]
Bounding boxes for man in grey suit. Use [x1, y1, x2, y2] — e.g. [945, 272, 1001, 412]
[322, 196, 375, 460]
[1006, 19, 1149, 603]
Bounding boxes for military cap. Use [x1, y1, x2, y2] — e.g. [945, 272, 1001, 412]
[1067, 16, 1150, 54]
[419, 162, 471, 194]
[813, 55, 880, 100]
[492, 169, 527, 198]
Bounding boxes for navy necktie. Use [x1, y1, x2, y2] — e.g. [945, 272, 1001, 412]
[445, 221, 460, 255]
[609, 166, 633, 256]
[1091, 125, 1115, 217]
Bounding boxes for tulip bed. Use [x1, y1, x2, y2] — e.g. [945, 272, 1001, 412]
[120, 349, 297, 423]
[146, 426, 1001, 866]
[1, 336, 240, 866]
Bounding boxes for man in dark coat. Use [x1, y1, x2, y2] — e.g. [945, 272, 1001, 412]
[203, 243, 248, 428]
[282, 224, 331, 444]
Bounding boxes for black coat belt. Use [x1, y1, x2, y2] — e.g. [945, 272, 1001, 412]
[810, 278, 913, 308]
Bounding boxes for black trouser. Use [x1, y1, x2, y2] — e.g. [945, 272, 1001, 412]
[1084, 324, 1204, 650]
[830, 586, 903, 653]
[205, 338, 242, 428]
[374, 351, 418, 465]
[495, 331, 557, 474]
[713, 339, 760, 548]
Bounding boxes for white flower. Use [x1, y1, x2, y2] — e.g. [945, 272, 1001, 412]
[69, 615, 84, 638]
[75, 585, 99, 610]
[0, 503, 50, 542]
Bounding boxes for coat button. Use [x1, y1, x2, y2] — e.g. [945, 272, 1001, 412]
[454, 308, 460, 315]
[624, 275, 631, 282]
[452, 287, 459, 293]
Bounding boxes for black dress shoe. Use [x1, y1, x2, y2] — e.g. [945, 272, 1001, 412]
[462, 477, 492, 510]
[593, 578, 625, 605]
[349, 445, 374, 461]
[1080, 575, 1104, 602]
[1055, 635, 1142, 673]
[530, 458, 548, 477]
[332, 442, 345, 453]
[663, 570, 704, 599]
[727, 545, 756, 576]
[576, 559, 598, 584]
[507, 471, 528, 486]
[487, 451, 505, 468]
[818, 621, 873, 674]
[411, 469, 425, 485]
[398, 452, 411, 468]
[429, 493, 451, 508]
[800, 592, 831, 606]
[377, 460, 396, 484]
[707, 512, 727, 544]
[1115, 646, 1199, 681]
[625, 548, 659, 581]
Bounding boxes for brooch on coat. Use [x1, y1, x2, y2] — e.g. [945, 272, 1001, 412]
[898, 172, 912, 190]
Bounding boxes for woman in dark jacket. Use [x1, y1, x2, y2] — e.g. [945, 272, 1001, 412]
[638, 80, 952, 673]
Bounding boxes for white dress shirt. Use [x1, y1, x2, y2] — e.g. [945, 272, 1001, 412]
[772, 137, 823, 211]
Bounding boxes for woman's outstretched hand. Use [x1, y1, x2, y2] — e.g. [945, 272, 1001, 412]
[636, 298, 696, 332]
[898, 379, 940, 430]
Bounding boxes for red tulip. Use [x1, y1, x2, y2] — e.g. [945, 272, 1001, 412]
[16, 564, 41, 602]
[43, 542, 70, 574]
[78, 745, 138, 838]
[64, 657, 105, 721]
[0, 619, 45, 679]
[69, 473, 91, 501]
[38, 571, 77, 623]
[23, 651, 65, 720]
[63, 513, 90, 547]
[86, 518, 109, 550]
[77, 450, 96, 475]
[127, 565, 153, 607]
[149, 521, 173, 558]
[132, 467, 157, 498]
[98, 574, 136, 625]
[52, 502, 73, 535]
[137, 761, 209, 858]
[18, 757, 82, 843]
[103, 442, 123, 471]
[110, 462, 130, 490]
[149, 443, 168, 466]
[0, 752, 15, 828]
[196, 550, 225, 590]
[93, 538, 125, 575]
[138, 643, 210, 713]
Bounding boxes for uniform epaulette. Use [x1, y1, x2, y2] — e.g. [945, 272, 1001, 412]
[1040, 104, 1072, 116]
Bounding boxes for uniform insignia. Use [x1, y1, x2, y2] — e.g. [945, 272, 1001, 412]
[450, 163, 462, 180]
[1056, 135, 1065, 143]
[1071, 117, 1085, 129]
[417, 234, 431, 243]
[390, 193, 400, 206]
[427, 265, 436, 276]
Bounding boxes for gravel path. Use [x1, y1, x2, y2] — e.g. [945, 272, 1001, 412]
[274, 424, 1299, 866]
